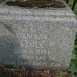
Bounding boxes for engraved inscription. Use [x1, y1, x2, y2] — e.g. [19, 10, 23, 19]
[16, 23, 57, 65]
[2, 22, 59, 68]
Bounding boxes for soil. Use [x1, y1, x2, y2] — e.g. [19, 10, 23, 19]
[0, 67, 74, 77]
[6, 0, 66, 8]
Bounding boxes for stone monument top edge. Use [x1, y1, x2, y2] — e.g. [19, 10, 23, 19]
[0, 1, 75, 17]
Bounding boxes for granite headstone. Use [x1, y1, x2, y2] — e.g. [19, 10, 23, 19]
[0, 0, 77, 70]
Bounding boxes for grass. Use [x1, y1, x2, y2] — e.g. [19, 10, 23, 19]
[68, 0, 77, 17]
[67, 0, 77, 75]
[0, 67, 74, 77]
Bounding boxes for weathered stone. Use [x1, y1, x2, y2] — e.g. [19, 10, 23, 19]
[0, 1, 77, 70]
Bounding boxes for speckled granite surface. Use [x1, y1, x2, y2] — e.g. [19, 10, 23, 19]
[0, 1, 77, 70]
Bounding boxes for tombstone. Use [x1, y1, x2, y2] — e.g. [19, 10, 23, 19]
[0, 0, 77, 70]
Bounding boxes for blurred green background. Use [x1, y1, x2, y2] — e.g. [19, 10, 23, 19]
[68, 0, 77, 17]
